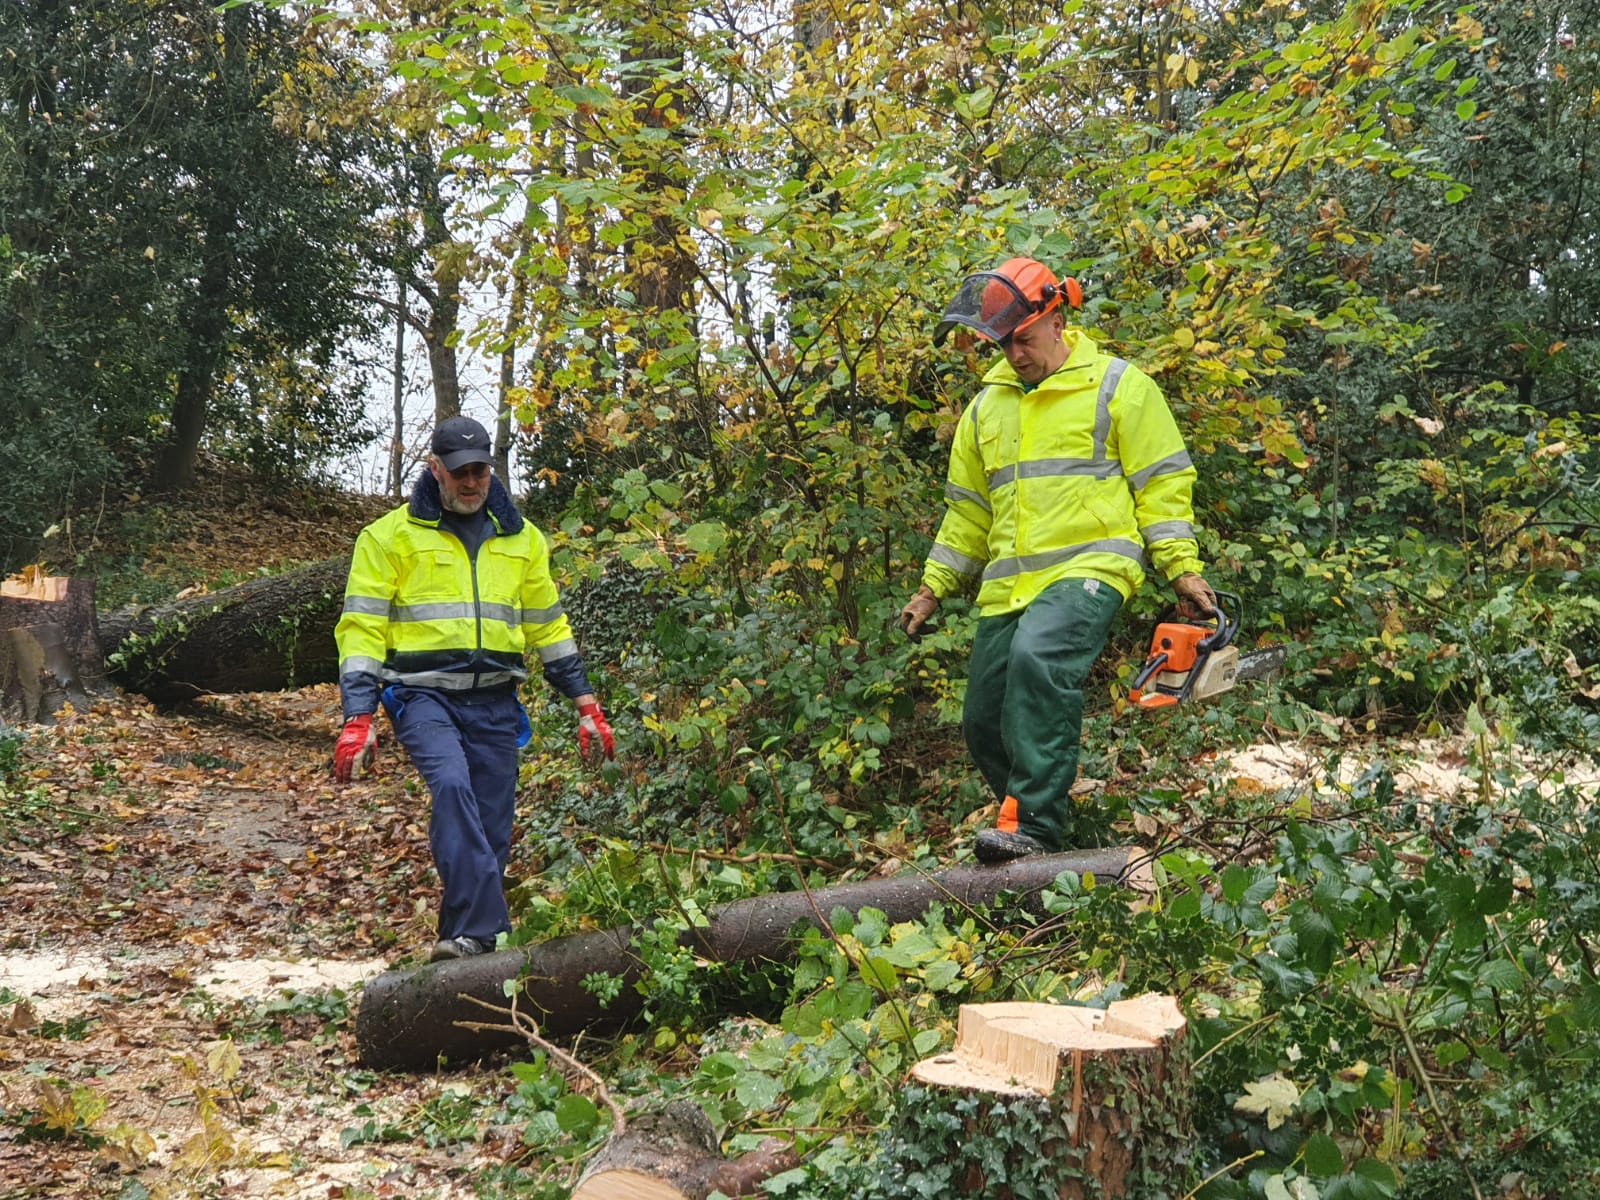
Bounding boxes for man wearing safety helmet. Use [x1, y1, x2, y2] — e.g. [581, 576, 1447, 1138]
[899, 258, 1216, 863]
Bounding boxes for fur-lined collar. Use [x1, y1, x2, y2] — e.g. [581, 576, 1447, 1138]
[408, 469, 525, 535]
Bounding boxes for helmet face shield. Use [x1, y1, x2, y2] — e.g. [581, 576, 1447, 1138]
[934, 272, 1048, 347]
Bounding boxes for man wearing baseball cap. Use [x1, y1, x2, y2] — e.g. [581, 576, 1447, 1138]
[333, 414, 616, 961]
[901, 258, 1216, 862]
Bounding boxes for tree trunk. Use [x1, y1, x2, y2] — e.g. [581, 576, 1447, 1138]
[355, 846, 1136, 1071]
[409, 140, 463, 423]
[571, 1101, 799, 1200]
[621, 9, 697, 329]
[389, 272, 408, 499]
[899, 996, 1193, 1199]
[97, 556, 351, 703]
[494, 231, 530, 487]
[1, 625, 88, 725]
[1, 575, 112, 723]
[156, 4, 246, 492]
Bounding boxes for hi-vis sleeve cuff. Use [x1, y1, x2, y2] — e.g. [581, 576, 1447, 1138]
[922, 542, 987, 600]
[542, 650, 594, 700]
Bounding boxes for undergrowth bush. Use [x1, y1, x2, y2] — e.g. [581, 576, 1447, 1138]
[503, 738, 1599, 1199]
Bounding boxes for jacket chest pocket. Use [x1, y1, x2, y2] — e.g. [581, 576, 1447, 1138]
[977, 425, 1020, 479]
[478, 542, 531, 607]
[402, 549, 463, 601]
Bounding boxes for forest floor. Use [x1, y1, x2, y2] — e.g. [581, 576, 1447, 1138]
[0, 683, 559, 1199]
[7, 678, 1592, 1199]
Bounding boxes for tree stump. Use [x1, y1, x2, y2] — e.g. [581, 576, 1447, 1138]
[570, 1100, 797, 1200]
[901, 995, 1193, 1199]
[0, 574, 111, 724]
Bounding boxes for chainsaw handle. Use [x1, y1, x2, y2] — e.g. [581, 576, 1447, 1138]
[1197, 590, 1241, 652]
[1130, 650, 1169, 692]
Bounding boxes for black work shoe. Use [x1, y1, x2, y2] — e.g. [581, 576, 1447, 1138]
[975, 829, 1051, 864]
[428, 936, 494, 963]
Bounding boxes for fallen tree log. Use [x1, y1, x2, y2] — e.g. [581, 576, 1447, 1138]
[92, 554, 657, 704]
[898, 995, 1192, 1198]
[97, 556, 350, 704]
[356, 845, 1136, 1071]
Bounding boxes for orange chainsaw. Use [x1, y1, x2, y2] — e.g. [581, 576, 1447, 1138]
[1129, 591, 1285, 709]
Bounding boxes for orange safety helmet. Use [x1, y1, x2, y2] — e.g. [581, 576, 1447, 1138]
[934, 257, 1083, 347]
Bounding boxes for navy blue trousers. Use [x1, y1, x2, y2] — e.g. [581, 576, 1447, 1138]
[381, 685, 520, 943]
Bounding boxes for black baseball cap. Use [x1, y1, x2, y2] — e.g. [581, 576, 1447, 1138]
[431, 416, 494, 471]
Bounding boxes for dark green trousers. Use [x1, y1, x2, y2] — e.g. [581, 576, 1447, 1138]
[962, 577, 1122, 848]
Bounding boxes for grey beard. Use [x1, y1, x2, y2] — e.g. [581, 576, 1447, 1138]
[442, 493, 487, 516]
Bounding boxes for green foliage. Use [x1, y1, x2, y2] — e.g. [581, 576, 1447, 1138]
[33, 0, 1600, 1190]
[0, 0, 389, 569]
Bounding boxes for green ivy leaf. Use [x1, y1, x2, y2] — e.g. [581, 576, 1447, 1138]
[1304, 1131, 1344, 1176]
[554, 1093, 599, 1136]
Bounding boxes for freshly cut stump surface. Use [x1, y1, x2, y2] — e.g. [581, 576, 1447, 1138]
[905, 994, 1192, 1199]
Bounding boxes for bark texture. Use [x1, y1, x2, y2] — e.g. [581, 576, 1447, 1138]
[356, 846, 1136, 1071]
[900, 995, 1193, 1199]
[1, 576, 112, 723]
[570, 1100, 799, 1200]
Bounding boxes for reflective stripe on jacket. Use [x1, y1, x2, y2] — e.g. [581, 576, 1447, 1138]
[923, 329, 1203, 615]
[335, 474, 579, 718]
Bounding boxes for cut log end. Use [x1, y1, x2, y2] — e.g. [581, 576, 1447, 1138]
[569, 1100, 796, 1200]
[571, 1169, 692, 1200]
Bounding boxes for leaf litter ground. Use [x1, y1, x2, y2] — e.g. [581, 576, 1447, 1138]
[0, 684, 546, 1199]
[9, 682, 1593, 1200]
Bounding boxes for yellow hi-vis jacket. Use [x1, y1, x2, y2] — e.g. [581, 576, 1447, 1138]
[334, 478, 580, 719]
[923, 329, 1203, 614]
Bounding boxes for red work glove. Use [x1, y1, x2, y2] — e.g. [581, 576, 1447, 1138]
[333, 714, 377, 783]
[577, 700, 615, 761]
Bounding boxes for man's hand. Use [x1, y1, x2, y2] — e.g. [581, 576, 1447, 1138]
[577, 698, 615, 761]
[333, 714, 377, 783]
[897, 584, 939, 640]
[1173, 572, 1218, 619]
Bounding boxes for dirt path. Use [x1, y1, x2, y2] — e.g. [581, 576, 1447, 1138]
[0, 688, 542, 1199]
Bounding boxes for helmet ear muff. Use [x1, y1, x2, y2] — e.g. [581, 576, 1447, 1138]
[1035, 279, 1083, 312]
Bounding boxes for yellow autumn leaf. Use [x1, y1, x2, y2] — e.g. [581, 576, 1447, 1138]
[1172, 327, 1196, 350]
[1233, 1074, 1301, 1130]
[207, 1038, 242, 1084]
